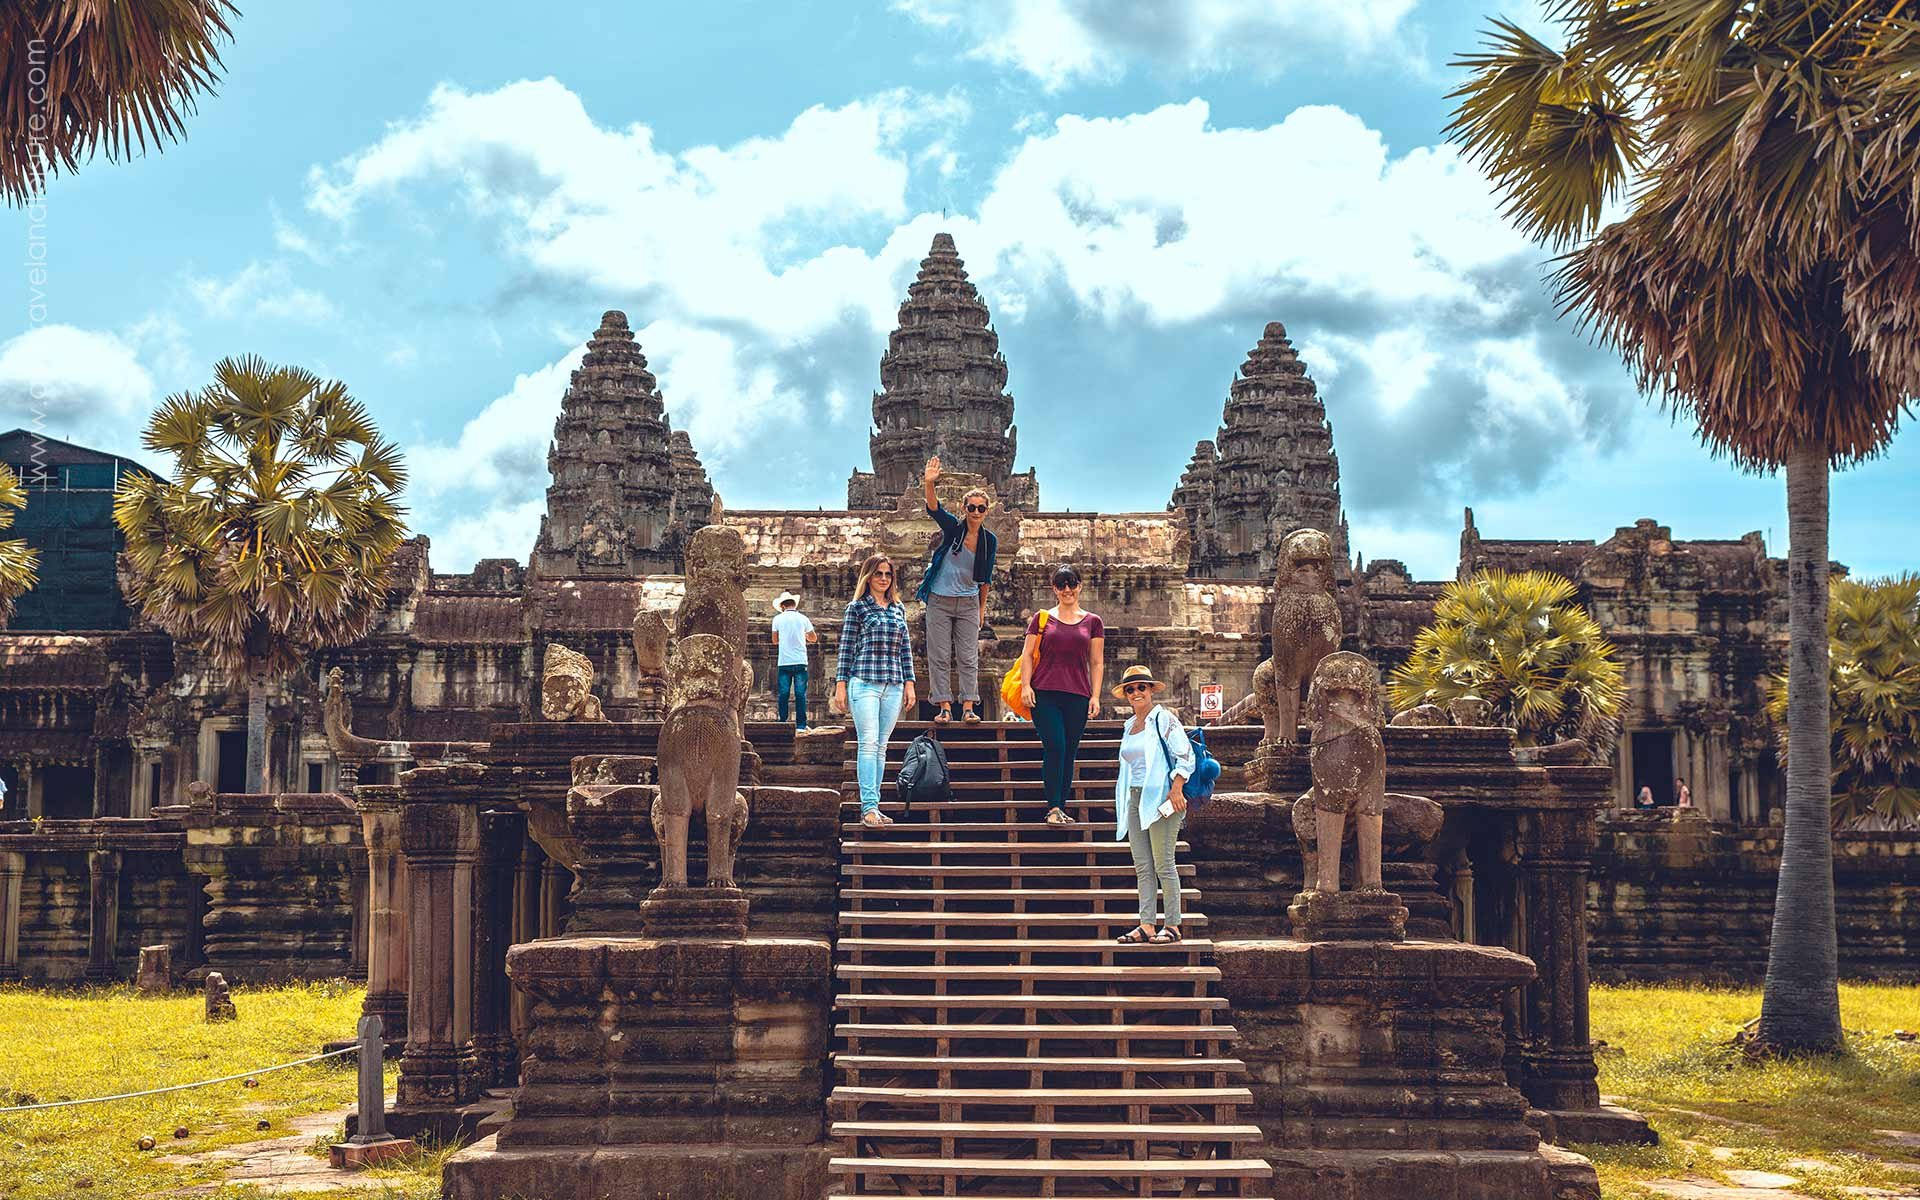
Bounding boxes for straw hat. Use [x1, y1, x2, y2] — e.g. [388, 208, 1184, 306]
[1111, 664, 1167, 699]
[773, 590, 803, 612]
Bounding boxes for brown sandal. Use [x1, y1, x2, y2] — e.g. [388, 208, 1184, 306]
[934, 706, 952, 724]
[962, 707, 981, 724]
[1150, 926, 1183, 944]
[1117, 926, 1154, 944]
[1045, 809, 1073, 826]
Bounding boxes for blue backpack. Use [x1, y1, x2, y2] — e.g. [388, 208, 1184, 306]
[1152, 713, 1223, 808]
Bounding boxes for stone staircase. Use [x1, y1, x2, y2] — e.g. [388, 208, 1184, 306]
[828, 720, 1273, 1198]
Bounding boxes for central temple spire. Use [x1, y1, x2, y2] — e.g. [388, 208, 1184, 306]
[848, 233, 1039, 509]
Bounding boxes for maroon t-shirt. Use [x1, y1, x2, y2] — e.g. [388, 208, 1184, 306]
[1026, 609, 1105, 697]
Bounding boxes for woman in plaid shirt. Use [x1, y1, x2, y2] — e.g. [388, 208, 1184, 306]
[832, 553, 918, 827]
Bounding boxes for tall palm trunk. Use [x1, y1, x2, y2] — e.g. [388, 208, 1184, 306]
[1754, 440, 1843, 1053]
[245, 675, 269, 795]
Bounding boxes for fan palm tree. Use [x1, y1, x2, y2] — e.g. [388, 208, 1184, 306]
[1388, 569, 1625, 757]
[114, 356, 407, 794]
[1449, 2, 1920, 1053]
[2, 0, 238, 204]
[1768, 575, 1920, 829]
[0, 463, 40, 627]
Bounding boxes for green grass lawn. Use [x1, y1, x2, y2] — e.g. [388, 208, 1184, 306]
[1583, 981, 1920, 1198]
[2, 979, 1916, 1198]
[0, 979, 446, 1200]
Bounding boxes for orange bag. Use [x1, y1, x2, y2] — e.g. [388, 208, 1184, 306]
[999, 611, 1047, 719]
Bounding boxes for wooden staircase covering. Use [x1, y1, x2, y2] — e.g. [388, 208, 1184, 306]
[829, 720, 1273, 1198]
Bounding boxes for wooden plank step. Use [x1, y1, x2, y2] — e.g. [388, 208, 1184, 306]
[843, 863, 1195, 878]
[839, 821, 1120, 834]
[836, 937, 1213, 953]
[829, 1085, 1251, 1106]
[831, 1119, 1261, 1139]
[835, 1023, 1238, 1040]
[840, 911, 1206, 926]
[842, 887, 1200, 902]
[836, 964, 1220, 981]
[838, 993, 1229, 1012]
[829, 1156, 1272, 1178]
[832, 1054, 1245, 1072]
[842, 840, 1186, 854]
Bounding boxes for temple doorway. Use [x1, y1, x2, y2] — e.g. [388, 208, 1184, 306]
[1631, 730, 1675, 806]
[215, 729, 247, 794]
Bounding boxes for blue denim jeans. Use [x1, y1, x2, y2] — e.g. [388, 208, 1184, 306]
[848, 678, 904, 815]
[776, 664, 809, 728]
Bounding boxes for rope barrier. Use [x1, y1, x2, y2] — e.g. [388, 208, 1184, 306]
[0, 1045, 358, 1115]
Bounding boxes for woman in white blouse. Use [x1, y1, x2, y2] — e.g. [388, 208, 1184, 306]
[1110, 665, 1196, 945]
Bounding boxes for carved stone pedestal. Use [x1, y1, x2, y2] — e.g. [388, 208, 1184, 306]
[1287, 888, 1407, 942]
[638, 886, 749, 939]
[439, 934, 833, 1200]
[1215, 937, 1599, 1200]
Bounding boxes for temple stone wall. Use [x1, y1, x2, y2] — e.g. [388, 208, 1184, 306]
[0, 826, 199, 983]
[1588, 812, 1920, 980]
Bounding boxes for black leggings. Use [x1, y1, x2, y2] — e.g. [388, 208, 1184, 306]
[1031, 689, 1090, 812]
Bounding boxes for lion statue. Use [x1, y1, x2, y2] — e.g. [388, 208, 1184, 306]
[541, 642, 607, 722]
[654, 633, 751, 890]
[1294, 651, 1386, 894]
[1252, 528, 1342, 744]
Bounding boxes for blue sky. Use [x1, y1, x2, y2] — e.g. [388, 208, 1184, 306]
[3, 0, 1914, 579]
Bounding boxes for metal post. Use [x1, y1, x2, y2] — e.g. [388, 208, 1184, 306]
[350, 1014, 388, 1144]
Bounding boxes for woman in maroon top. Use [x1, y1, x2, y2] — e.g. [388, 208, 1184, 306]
[1018, 564, 1106, 825]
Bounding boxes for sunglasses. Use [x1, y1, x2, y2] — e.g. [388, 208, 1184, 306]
[1123, 683, 1154, 694]
[872, 570, 893, 578]
[965, 503, 989, 513]
[1054, 582, 1080, 591]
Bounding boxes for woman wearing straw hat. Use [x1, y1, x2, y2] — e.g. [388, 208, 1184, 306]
[1111, 664, 1196, 945]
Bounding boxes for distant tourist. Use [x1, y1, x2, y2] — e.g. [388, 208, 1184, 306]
[1111, 665, 1195, 945]
[917, 455, 996, 725]
[1676, 778, 1693, 808]
[833, 555, 916, 828]
[1018, 564, 1106, 826]
[1635, 785, 1655, 809]
[769, 590, 817, 731]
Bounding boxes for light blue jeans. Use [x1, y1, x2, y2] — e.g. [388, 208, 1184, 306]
[848, 678, 904, 815]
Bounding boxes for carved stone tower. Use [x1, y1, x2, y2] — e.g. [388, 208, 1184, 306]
[531, 311, 713, 578]
[1174, 321, 1348, 579]
[848, 233, 1039, 510]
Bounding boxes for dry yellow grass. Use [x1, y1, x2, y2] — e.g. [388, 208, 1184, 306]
[0, 980, 435, 1199]
[1582, 981, 1920, 1198]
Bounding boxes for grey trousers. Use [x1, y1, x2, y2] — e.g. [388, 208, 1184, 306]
[1126, 787, 1183, 927]
[925, 592, 982, 704]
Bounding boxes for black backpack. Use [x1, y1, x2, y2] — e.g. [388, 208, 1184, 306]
[894, 733, 951, 814]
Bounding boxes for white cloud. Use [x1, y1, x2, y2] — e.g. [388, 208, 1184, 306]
[895, 0, 1423, 89]
[304, 81, 1626, 567]
[0, 326, 157, 453]
[187, 260, 338, 322]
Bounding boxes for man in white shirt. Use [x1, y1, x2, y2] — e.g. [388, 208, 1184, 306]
[770, 591, 818, 730]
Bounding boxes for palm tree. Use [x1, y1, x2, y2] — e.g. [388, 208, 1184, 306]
[2, 0, 238, 204]
[0, 463, 40, 627]
[1448, 3, 1920, 1053]
[1387, 569, 1624, 759]
[1768, 575, 1920, 830]
[114, 356, 407, 794]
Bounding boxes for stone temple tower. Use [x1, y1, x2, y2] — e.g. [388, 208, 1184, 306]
[848, 233, 1040, 510]
[1173, 321, 1348, 579]
[531, 311, 715, 577]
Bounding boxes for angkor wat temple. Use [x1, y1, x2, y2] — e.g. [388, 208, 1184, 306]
[0, 233, 1912, 989]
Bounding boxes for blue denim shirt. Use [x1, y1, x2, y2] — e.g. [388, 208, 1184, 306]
[914, 503, 997, 603]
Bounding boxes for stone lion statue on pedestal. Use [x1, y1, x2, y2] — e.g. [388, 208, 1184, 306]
[655, 633, 750, 890]
[1252, 528, 1341, 744]
[1295, 651, 1387, 894]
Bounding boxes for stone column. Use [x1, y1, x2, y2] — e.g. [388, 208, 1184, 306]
[0, 851, 24, 980]
[354, 786, 410, 1044]
[397, 799, 481, 1118]
[539, 860, 568, 938]
[1514, 808, 1600, 1112]
[84, 848, 122, 983]
[471, 808, 523, 1088]
[23, 766, 41, 820]
[510, 836, 543, 1044]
